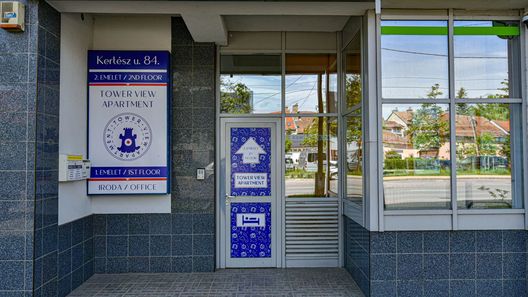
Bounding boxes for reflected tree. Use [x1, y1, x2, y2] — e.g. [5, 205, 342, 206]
[408, 103, 448, 158]
[220, 78, 253, 114]
[346, 74, 361, 107]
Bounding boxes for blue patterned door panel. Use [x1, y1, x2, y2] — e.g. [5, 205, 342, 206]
[230, 202, 272, 258]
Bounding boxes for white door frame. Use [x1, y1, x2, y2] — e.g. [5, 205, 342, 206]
[217, 117, 283, 268]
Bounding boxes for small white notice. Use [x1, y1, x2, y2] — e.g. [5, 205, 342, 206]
[236, 213, 266, 227]
[235, 137, 266, 164]
[234, 173, 267, 188]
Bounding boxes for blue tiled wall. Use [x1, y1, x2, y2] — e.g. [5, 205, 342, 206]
[370, 230, 528, 297]
[92, 17, 216, 273]
[93, 213, 214, 273]
[344, 220, 528, 297]
[0, 0, 63, 295]
[0, 0, 37, 295]
[57, 216, 94, 297]
[344, 216, 371, 296]
[34, 1, 61, 296]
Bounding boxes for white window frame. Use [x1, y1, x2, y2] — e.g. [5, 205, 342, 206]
[371, 9, 528, 231]
[215, 32, 343, 268]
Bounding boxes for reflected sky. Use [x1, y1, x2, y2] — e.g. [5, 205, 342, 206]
[285, 74, 337, 113]
[221, 75, 281, 113]
[381, 20, 515, 99]
[221, 73, 338, 114]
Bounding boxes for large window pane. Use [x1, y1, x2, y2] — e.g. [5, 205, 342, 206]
[381, 21, 449, 99]
[345, 111, 363, 203]
[285, 54, 337, 114]
[220, 55, 281, 114]
[285, 117, 338, 197]
[344, 34, 362, 109]
[454, 21, 520, 99]
[456, 103, 522, 209]
[383, 104, 451, 210]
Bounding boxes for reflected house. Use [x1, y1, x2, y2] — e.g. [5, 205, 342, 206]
[383, 108, 510, 161]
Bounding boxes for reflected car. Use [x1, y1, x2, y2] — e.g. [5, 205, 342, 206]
[285, 157, 296, 170]
[459, 156, 508, 170]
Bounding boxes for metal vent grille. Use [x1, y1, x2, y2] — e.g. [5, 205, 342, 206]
[285, 197, 339, 266]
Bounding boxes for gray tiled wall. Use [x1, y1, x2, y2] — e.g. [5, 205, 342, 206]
[92, 17, 216, 274]
[344, 217, 528, 297]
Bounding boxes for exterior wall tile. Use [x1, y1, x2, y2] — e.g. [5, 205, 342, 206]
[150, 257, 172, 272]
[476, 253, 502, 279]
[171, 256, 192, 272]
[345, 223, 528, 297]
[451, 253, 476, 279]
[129, 214, 149, 235]
[150, 235, 171, 256]
[450, 231, 476, 253]
[397, 254, 423, 280]
[397, 232, 423, 254]
[503, 253, 526, 279]
[476, 279, 502, 297]
[450, 280, 475, 297]
[424, 280, 449, 297]
[424, 254, 449, 280]
[476, 231, 502, 253]
[370, 232, 396, 254]
[128, 257, 149, 273]
[503, 279, 527, 296]
[370, 281, 397, 297]
[129, 236, 149, 257]
[370, 254, 396, 281]
[172, 234, 192, 256]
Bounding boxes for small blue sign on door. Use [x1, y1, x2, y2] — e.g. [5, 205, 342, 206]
[230, 128, 271, 197]
[231, 202, 271, 258]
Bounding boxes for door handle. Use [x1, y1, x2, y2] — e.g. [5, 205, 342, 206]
[225, 194, 235, 206]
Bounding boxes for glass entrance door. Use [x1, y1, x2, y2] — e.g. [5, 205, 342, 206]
[221, 118, 281, 268]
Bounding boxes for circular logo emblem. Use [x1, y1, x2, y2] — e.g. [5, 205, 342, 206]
[103, 113, 152, 161]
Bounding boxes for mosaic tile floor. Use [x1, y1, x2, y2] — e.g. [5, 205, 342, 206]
[68, 268, 364, 297]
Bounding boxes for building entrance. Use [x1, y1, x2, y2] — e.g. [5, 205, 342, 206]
[220, 118, 282, 268]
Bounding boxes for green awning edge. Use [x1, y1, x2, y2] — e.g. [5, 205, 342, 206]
[453, 26, 520, 36]
[381, 26, 520, 36]
[381, 26, 447, 35]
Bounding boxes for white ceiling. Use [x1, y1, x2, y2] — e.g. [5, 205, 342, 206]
[47, 1, 374, 44]
[48, 1, 526, 45]
[224, 15, 351, 32]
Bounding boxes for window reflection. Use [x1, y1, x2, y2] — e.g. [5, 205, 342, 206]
[285, 117, 338, 197]
[285, 54, 337, 114]
[345, 112, 363, 203]
[344, 34, 361, 109]
[383, 104, 451, 210]
[456, 104, 520, 209]
[454, 21, 519, 99]
[381, 21, 449, 99]
[220, 55, 281, 114]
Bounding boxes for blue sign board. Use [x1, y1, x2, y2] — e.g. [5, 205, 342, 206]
[230, 202, 272, 258]
[230, 128, 271, 197]
[87, 50, 170, 195]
